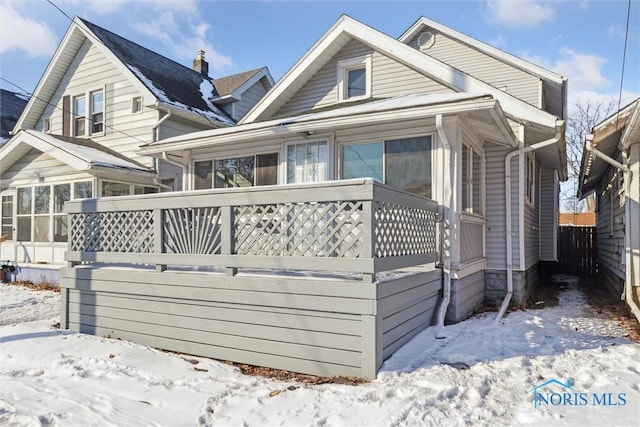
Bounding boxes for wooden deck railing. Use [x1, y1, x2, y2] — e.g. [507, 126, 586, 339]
[65, 179, 441, 280]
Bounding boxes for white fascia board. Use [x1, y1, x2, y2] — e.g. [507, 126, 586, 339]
[0, 130, 89, 172]
[239, 16, 350, 124]
[341, 18, 559, 131]
[13, 22, 82, 132]
[620, 100, 640, 150]
[399, 17, 566, 85]
[73, 19, 158, 106]
[241, 15, 559, 131]
[141, 97, 504, 155]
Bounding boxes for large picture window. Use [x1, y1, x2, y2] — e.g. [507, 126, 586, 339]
[341, 135, 432, 198]
[194, 153, 279, 190]
[14, 181, 92, 243]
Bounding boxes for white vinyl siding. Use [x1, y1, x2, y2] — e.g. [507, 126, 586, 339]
[1, 149, 76, 182]
[485, 142, 520, 270]
[276, 39, 452, 117]
[596, 167, 626, 280]
[34, 40, 159, 167]
[524, 159, 540, 269]
[232, 78, 270, 121]
[406, 29, 541, 107]
[539, 167, 557, 261]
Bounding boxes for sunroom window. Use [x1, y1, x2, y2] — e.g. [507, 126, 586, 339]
[13, 181, 90, 243]
[1, 195, 14, 241]
[194, 153, 279, 190]
[342, 135, 432, 198]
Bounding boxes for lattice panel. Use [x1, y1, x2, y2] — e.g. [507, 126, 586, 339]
[234, 201, 364, 258]
[69, 211, 154, 253]
[164, 207, 222, 254]
[374, 202, 437, 257]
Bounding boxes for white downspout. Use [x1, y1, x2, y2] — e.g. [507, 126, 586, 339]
[585, 136, 640, 322]
[435, 114, 454, 337]
[161, 152, 188, 191]
[495, 123, 563, 323]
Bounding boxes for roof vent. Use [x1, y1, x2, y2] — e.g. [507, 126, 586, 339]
[417, 31, 435, 51]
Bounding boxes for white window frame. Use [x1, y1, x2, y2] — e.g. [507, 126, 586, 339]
[338, 133, 435, 199]
[71, 87, 106, 137]
[132, 96, 143, 114]
[337, 55, 372, 102]
[284, 138, 332, 184]
[1, 192, 15, 242]
[13, 180, 94, 243]
[43, 118, 51, 133]
[525, 153, 535, 206]
[462, 144, 484, 216]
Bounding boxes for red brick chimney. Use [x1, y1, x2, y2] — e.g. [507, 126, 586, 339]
[193, 50, 209, 77]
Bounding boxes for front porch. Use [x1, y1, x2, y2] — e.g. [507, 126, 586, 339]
[60, 179, 445, 378]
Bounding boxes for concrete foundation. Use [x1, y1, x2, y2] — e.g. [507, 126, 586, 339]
[485, 265, 538, 306]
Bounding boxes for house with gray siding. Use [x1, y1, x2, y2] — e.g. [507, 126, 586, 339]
[58, 15, 567, 379]
[0, 17, 273, 282]
[578, 98, 640, 321]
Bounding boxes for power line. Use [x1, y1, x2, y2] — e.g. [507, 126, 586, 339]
[1, 77, 148, 144]
[616, 0, 632, 125]
[46, 0, 72, 21]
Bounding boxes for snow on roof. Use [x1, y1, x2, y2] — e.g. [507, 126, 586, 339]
[127, 65, 234, 125]
[79, 18, 234, 125]
[24, 130, 153, 172]
[0, 89, 29, 140]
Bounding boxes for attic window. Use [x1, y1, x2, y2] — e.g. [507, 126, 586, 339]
[337, 55, 372, 102]
[44, 118, 51, 133]
[132, 96, 142, 113]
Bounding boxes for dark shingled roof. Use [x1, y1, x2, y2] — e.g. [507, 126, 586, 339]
[79, 18, 234, 124]
[212, 68, 263, 97]
[1, 89, 29, 140]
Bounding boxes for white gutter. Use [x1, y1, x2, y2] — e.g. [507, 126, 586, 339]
[495, 122, 563, 323]
[435, 114, 455, 337]
[585, 135, 640, 322]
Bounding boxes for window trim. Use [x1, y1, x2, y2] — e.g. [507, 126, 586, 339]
[285, 138, 332, 184]
[337, 55, 372, 102]
[43, 118, 51, 133]
[338, 133, 434, 199]
[70, 87, 106, 137]
[1, 192, 15, 242]
[132, 96, 143, 114]
[192, 152, 280, 189]
[13, 180, 94, 243]
[525, 153, 535, 206]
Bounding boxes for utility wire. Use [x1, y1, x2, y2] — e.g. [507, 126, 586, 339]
[1, 77, 148, 144]
[46, 0, 72, 21]
[616, 0, 632, 128]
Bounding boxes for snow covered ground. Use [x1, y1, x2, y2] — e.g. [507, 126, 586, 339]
[1, 275, 638, 426]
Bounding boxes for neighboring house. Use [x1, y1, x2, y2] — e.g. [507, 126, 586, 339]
[139, 15, 567, 320]
[58, 15, 568, 379]
[0, 16, 273, 282]
[578, 98, 640, 319]
[558, 212, 596, 226]
[0, 89, 29, 143]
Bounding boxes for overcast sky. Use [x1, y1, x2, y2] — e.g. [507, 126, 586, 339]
[1, 0, 639, 109]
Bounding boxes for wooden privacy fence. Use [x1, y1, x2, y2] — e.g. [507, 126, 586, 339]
[65, 179, 441, 280]
[558, 226, 597, 276]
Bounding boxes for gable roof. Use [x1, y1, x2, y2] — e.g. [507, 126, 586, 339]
[399, 16, 565, 85]
[212, 67, 274, 101]
[0, 130, 153, 175]
[0, 89, 29, 141]
[239, 15, 561, 133]
[578, 98, 640, 198]
[14, 16, 234, 133]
